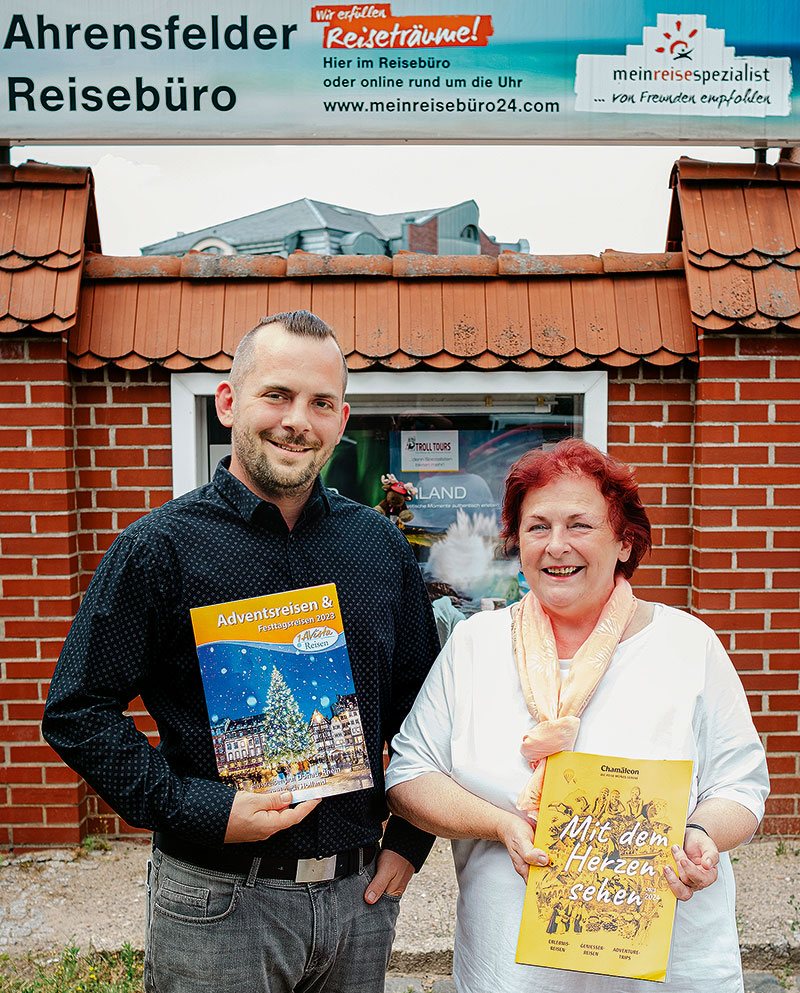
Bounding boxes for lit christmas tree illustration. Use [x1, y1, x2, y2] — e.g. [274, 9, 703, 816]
[262, 666, 311, 760]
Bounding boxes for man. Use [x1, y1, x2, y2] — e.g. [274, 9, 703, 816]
[43, 310, 440, 993]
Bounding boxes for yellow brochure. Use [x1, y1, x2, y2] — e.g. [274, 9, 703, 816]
[190, 583, 373, 801]
[516, 750, 693, 982]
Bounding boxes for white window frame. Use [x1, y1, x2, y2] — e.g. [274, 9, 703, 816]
[170, 370, 608, 498]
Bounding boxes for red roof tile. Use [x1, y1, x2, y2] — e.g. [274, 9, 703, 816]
[673, 156, 800, 331]
[70, 259, 696, 371]
[0, 161, 98, 335]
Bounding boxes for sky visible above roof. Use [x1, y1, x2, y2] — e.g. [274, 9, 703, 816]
[9, 143, 771, 258]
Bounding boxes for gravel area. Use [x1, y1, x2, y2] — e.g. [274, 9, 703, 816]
[1, 837, 798, 976]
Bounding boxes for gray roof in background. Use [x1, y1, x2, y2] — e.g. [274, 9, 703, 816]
[141, 198, 475, 255]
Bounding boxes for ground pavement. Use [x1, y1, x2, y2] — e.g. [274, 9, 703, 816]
[1, 837, 799, 990]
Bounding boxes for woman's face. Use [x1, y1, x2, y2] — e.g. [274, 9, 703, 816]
[517, 472, 631, 624]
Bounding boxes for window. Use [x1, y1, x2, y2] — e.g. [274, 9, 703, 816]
[171, 370, 607, 612]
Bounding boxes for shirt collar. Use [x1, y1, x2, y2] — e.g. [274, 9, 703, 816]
[212, 457, 330, 528]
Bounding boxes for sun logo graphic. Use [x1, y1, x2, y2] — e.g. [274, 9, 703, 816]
[654, 19, 698, 60]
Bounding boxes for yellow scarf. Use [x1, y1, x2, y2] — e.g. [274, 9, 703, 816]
[512, 575, 636, 818]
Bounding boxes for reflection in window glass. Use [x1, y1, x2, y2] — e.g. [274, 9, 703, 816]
[322, 397, 581, 616]
[204, 394, 582, 619]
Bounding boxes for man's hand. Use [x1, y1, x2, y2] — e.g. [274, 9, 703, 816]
[496, 811, 550, 881]
[224, 790, 320, 844]
[364, 849, 414, 904]
[663, 826, 719, 901]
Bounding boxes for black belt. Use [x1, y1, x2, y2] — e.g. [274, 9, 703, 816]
[154, 833, 378, 883]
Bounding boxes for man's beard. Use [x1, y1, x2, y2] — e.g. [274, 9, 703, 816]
[232, 424, 329, 497]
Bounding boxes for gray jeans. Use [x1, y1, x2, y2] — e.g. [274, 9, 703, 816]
[144, 848, 401, 993]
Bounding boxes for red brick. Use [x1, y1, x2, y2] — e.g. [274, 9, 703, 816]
[739, 338, 799, 357]
[701, 358, 772, 378]
[739, 467, 800, 485]
[0, 557, 34, 575]
[666, 404, 694, 423]
[3, 535, 75, 555]
[696, 611, 765, 631]
[694, 466, 735, 486]
[0, 805, 44, 823]
[741, 632, 799, 651]
[5, 703, 45, 720]
[738, 551, 798, 569]
[44, 766, 83, 784]
[146, 406, 172, 426]
[0, 641, 37, 660]
[45, 805, 86, 824]
[94, 406, 144, 425]
[699, 337, 737, 357]
[767, 756, 797, 775]
[691, 591, 731, 610]
[741, 672, 798, 691]
[739, 424, 799, 444]
[0, 766, 43, 783]
[774, 571, 800, 589]
[694, 424, 735, 444]
[740, 382, 798, 401]
[0, 361, 67, 381]
[775, 447, 800, 464]
[10, 826, 81, 844]
[94, 449, 146, 467]
[147, 449, 173, 467]
[736, 591, 798, 608]
[754, 714, 798, 732]
[116, 468, 173, 487]
[0, 724, 42, 742]
[762, 816, 800, 834]
[775, 358, 800, 375]
[608, 404, 664, 423]
[730, 653, 766, 671]
[775, 404, 800, 422]
[696, 381, 736, 401]
[772, 612, 800, 629]
[111, 384, 170, 403]
[9, 743, 62, 763]
[766, 734, 800, 752]
[696, 530, 765, 549]
[700, 571, 765, 590]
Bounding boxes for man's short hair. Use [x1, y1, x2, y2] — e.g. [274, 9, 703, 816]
[230, 310, 349, 394]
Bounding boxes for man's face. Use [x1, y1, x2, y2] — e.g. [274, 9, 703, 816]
[216, 325, 350, 503]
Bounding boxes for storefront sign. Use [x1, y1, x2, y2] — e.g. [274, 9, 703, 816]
[2, 1, 796, 143]
[401, 430, 459, 472]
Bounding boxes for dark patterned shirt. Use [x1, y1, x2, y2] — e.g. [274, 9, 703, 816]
[43, 461, 439, 869]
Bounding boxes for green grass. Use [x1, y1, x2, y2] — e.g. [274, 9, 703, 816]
[0, 944, 143, 993]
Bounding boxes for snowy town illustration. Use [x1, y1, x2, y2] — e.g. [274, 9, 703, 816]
[196, 640, 374, 800]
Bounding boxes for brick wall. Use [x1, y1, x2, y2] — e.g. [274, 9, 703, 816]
[72, 366, 173, 837]
[607, 362, 696, 611]
[690, 331, 800, 835]
[0, 335, 85, 848]
[3, 341, 797, 846]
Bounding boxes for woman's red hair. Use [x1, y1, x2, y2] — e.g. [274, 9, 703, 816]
[501, 438, 651, 580]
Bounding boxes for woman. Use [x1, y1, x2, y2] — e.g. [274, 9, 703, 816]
[386, 439, 768, 993]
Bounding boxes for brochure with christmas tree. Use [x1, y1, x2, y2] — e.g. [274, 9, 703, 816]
[516, 750, 693, 983]
[190, 583, 373, 801]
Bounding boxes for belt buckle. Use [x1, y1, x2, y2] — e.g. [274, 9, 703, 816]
[295, 855, 337, 883]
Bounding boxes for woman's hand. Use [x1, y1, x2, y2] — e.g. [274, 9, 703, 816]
[496, 810, 550, 881]
[663, 825, 719, 901]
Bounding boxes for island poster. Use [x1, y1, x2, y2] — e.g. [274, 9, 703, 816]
[516, 750, 693, 982]
[190, 583, 373, 802]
